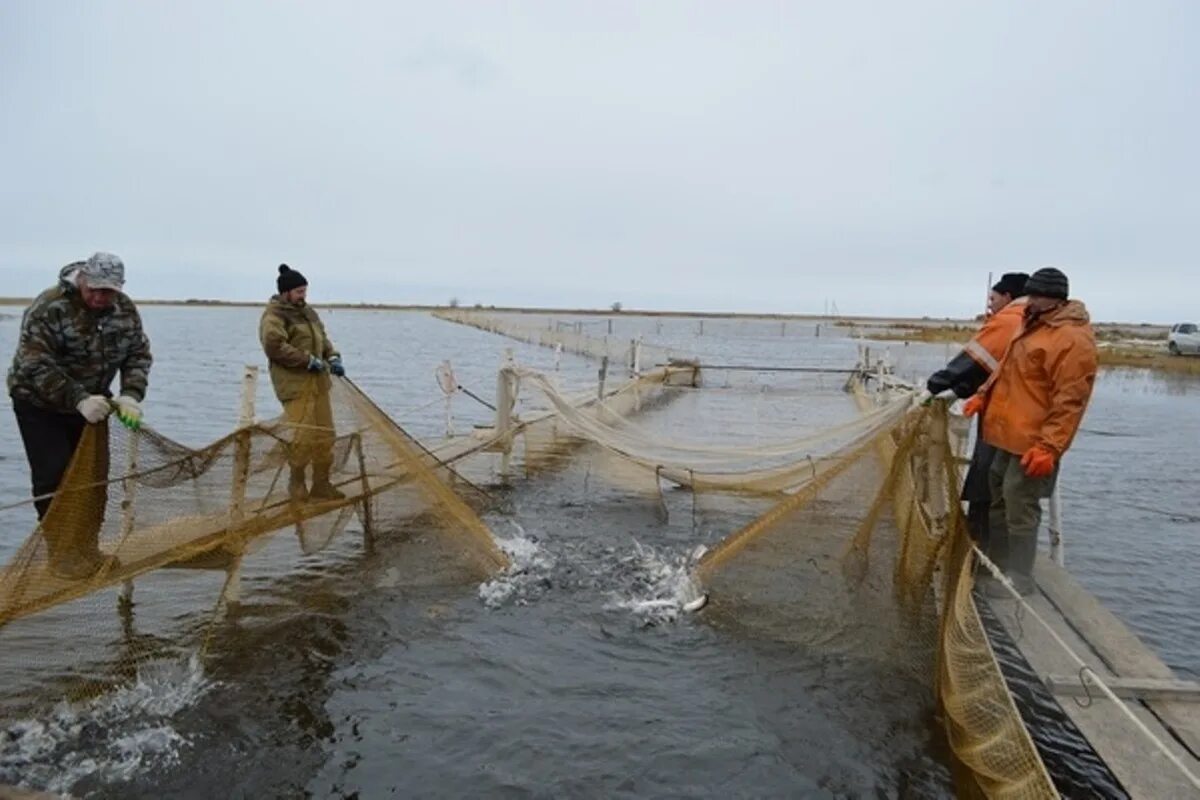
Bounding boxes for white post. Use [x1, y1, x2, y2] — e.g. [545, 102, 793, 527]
[1048, 484, 1065, 566]
[224, 364, 258, 608]
[554, 342, 562, 372]
[633, 336, 642, 377]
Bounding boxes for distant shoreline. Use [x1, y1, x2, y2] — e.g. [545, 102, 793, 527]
[0, 297, 1174, 330]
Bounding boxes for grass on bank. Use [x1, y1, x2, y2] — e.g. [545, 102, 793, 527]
[857, 325, 1197, 374]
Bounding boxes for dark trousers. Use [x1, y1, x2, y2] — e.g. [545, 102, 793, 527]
[12, 400, 87, 520]
[988, 449, 1059, 581]
[962, 420, 996, 549]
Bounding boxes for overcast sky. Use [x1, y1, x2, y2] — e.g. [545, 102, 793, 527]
[2, 2, 1196, 321]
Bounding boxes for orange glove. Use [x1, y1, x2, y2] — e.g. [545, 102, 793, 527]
[1020, 446, 1056, 478]
[961, 395, 985, 418]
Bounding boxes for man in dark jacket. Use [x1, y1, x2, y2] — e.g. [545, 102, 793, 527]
[924, 272, 1027, 548]
[259, 264, 346, 502]
[7, 252, 153, 577]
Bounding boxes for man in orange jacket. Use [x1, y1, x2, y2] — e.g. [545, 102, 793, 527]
[925, 273, 1028, 547]
[963, 267, 1097, 596]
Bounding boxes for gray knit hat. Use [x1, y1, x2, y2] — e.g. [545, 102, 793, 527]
[80, 252, 126, 291]
[1024, 267, 1069, 300]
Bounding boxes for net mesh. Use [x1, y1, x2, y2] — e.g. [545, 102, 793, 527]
[442, 311, 1059, 799]
[0, 309, 1064, 798]
[0, 376, 506, 707]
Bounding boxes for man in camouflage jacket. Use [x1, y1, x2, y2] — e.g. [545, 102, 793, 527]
[7, 253, 152, 577]
[260, 264, 345, 502]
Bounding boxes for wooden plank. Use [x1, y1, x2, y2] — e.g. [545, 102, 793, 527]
[1034, 555, 1200, 757]
[1047, 675, 1200, 703]
[989, 591, 1200, 799]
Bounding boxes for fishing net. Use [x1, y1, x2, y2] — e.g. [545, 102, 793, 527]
[692, 391, 1056, 799]
[0, 302, 1067, 798]
[435, 309, 681, 373]
[438, 310, 1059, 799]
[0, 376, 506, 708]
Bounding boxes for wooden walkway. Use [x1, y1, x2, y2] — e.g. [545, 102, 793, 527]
[988, 556, 1200, 798]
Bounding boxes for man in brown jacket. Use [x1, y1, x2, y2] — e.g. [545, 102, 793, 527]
[964, 267, 1098, 596]
[259, 264, 346, 502]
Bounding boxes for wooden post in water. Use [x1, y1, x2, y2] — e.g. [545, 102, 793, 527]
[355, 433, 375, 554]
[597, 356, 609, 400]
[495, 349, 516, 481]
[117, 430, 140, 611]
[1048, 485, 1064, 566]
[223, 364, 258, 609]
[926, 401, 949, 522]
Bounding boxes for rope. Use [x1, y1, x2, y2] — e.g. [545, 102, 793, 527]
[973, 546, 1200, 791]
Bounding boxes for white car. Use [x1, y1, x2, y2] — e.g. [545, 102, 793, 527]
[1168, 323, 1200, 355]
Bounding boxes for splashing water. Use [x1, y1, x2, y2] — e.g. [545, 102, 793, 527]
[606, 540, 706, 626]
[478, 522, 557, 609]
[0, 653, 210, 795]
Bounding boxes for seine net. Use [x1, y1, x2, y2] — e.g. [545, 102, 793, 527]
[0, 376, 506, 711]
[439, 310, 1059, 799]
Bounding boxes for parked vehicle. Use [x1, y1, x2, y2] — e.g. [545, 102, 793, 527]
[1168, 323, 1200, 355]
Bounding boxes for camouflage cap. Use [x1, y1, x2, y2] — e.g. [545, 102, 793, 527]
[80, 252, 125, 291]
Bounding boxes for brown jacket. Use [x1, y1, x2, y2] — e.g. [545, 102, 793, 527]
[259, 296, 339, 403]
[978, 300, 1098, 458]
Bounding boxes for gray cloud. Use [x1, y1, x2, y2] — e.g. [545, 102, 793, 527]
[1, 1, 1197, 322]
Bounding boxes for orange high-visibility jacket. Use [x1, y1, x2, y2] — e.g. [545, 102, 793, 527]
[926, 299, 1027, 398]
[964, 299, 1026, 372]
[978, 300, 1098, 458]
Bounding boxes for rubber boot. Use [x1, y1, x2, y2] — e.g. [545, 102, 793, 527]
[289, 466, 309, 503]
[309, 464, 345, 501]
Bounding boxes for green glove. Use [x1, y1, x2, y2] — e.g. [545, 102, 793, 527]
[113, 396, 143, 431]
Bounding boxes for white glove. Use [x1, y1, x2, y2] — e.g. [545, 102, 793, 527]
[114, 395, 143, 430]
[914, 389, 933, 407]
[77, 395, 112, 424]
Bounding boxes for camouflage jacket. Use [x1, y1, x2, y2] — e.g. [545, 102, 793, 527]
[7, 264, 153, 412]
[259, 295, 339, 403]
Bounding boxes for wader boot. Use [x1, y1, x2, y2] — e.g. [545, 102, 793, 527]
[289, 466, 309, 502]
[309, 464, 345, 501]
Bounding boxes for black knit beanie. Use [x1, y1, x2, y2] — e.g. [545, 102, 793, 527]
[992, 272, 1029, 298]
[277, 264, 308, 293]
[1024, 267, 1069, 300]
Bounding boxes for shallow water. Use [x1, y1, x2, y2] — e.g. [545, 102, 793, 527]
[0, 307, 1195, 797]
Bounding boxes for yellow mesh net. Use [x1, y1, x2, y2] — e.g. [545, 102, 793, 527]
[692, 389, 1056, 799]
[0, 376, 506, 706]
[0, 306, 1065, 798]
[435, 311, 1060, 799]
